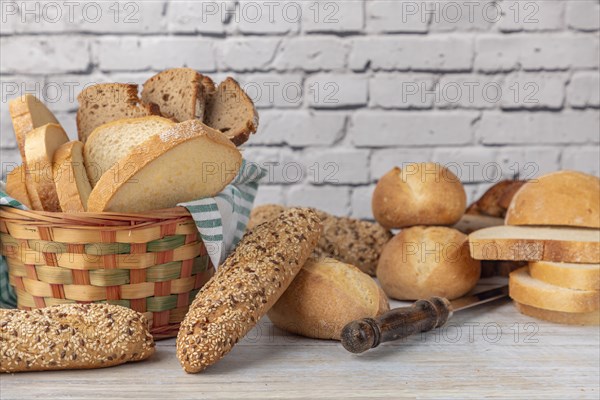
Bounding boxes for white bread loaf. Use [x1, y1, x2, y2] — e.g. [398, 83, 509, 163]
[8, 94, 60, 161]
[505, 171, 600, 229]
[23, 123, 69, 211]
[76, 83, 159, 143]
[52, 141, 93, 212]
[204, 77, 258, 146]
[514, 302, 599, 326]
[86, 120, 242, 213]
[268, 258, 390, 340]
[5, 166, 31, 208]
[83, 116, 175, 186]
[141, 68, 215, 122]
[176, 208, 322, 373]
[372, 163, 467, 229]
[509, 267, 599, 313]
[529, 261, 599, 291]
[468, 225, 600, 264]
[377, 226, 481, 301]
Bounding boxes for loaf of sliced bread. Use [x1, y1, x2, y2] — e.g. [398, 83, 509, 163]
[514, 302, 599, 326]
[509, 267, 599, 313]
[141, 68, 215, 123]
[9, 95, 60, 161]
[469, 225, 600, 263]
[5, 165, 32, 208]
[76, 83, 159, 143]
[529, 261, 600, 291]
[83, 116, 175, 186]
[53, 141, 92, 212]
[23, 123, 69, 211]
[204, 77, 258, 146]
[87, 120, 242, 213]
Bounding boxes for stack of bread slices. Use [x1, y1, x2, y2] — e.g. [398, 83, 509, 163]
[469, 171, 600, 325]
[5, 68, 257, 214]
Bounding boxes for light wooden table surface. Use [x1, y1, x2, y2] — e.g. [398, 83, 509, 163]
[1, 278, 599, 400]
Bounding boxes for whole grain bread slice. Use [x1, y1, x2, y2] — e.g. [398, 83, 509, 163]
[468, 225, 600, 263]
[76, 83, 159, 143]
[83, 116, 175, 186]
[9, 94, 60, 161]
[509, 267, 599, 313]
[86, 120, 242, 213]
[204, 77, 258, 146]
[141, 68, 215, 123]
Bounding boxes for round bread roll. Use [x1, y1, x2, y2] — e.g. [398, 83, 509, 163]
[372, 163, 467, 229]
[268, 258, 390, 340]
[377, 226, 481, 300]
[505, 170, 600, 229]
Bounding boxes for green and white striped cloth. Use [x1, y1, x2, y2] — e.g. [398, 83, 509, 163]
[0, 159, 265, 309]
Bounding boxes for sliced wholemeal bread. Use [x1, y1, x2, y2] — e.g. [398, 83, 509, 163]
[529, 261, 600, 291]
[204, 77, 258, 146]
[23, 123, 69, 211]
[52, 141, 92, 212]
[468, 225, 600, 263]
[5, 165, 32, 208]
[509, 267, 599, 313]
[76, 83, 159, 143]
[87, 120, 242, 213]
[9, 95, 60, 161]
[514, 302, 599, 326]
[141, 68, 215, 123]
[83, 116, 175, 186]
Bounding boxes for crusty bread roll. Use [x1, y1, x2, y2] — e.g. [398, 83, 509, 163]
[372, 163, 467, 229]
[248, 205, 392, 276]
[0, 304, 155, 373]
[176, 208, 322, 373]
[377, 226, 481, 300]
[505, 171, 600, 229]
[509, 267, 599, 313]
[514, 302, 599, 326]
[268, 258, 390, 340]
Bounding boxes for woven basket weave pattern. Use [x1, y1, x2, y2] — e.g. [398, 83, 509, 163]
[0, 206, 214, 339]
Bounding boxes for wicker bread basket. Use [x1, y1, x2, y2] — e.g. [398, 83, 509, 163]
[0, 206, 215, 339]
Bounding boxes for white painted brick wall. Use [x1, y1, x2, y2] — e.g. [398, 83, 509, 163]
[1, 0, 599, 219]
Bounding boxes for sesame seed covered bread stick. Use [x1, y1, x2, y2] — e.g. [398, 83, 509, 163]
[0, 304, 155, 373]
[176, 208, 322, 373]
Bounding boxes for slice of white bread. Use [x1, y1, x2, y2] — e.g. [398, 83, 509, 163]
[469, 225, 600, 264]
[76, 83, 159, 143]
[83, 116, 175, 186]
[87, 120, 242, 213]
[509, 267, 599, 313]
[5, 165, 32, 208]
[514, 302, 599, 326]
[529, 261, 600, 291]
[53, 141, 92, 212]
[23, 123, 69, 211]
[9, 95, 60, 161]
[204, 77, 258, 146]
[141, 68, 215, 123]
[506, 170, 600, 229]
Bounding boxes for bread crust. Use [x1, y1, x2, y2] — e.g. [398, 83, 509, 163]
[9, 95, 59, 161]
[372, 163, 467, 229]
[505, 171, 600, 228]
[53, 141, 92, 212]
[529, 261, 600, 291]
[0, 304, 155, 373]
[466, 180, 526, 218]
[267, 257, 390, 340]
[468, 226, 600, 263]
[509, 267, 600, 313]
[5, 166, 32, 208]
[377, 226, 481, 300]
[514, 302, 599, 326]
[176, 208, 322, 373]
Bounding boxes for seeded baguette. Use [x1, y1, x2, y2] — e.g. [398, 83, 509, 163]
[176, 208, 322, 373]
[0, 304, 155, 373]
